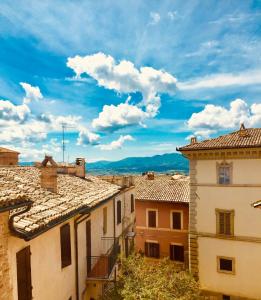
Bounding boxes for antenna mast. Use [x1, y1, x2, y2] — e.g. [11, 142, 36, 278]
[61, 123, 75, 163]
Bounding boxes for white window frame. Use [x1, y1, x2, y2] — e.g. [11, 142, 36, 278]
[170, 210, 183, 230]
[146, 208, 158, 228]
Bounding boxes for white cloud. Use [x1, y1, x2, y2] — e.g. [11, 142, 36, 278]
[92, 102, 146, 131]
[20, 82, 43, 104]
[150, 12, 160, 24]
[0, 100, 30, 124]
[167, 11, 177, 21]
[77, 127, 100, 146]
[98, 135, 134, 151]
[67, 52, 177, 130]
[178, 70, 261, 90]
[187, 99, 261, 138]
[67, 53, 177, 118]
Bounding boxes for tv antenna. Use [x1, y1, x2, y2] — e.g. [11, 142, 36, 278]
[61, 123, 75, 163]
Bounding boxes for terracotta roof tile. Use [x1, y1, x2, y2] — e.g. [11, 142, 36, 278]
[0, 167, 120, 234]
[178, 128, 261, 151]
[135, 175, 189, 203]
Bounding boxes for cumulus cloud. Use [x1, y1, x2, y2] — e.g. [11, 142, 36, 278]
[187, 99, 261, 138]
[150, 12, 161, 24]
[98, 135, 134, 151]
[0, 100, 30, 125]
[178, 70, 261, 90]
[20, 82, 43, 104]
[92, 102, 146, 131]
[67, 52, 177, 122]
[77, 127, 100, 146]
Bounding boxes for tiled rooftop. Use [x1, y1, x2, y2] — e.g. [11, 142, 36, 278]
[135, 174, 189, 203]
[178, 127, 261, 151]
[0, 167, 120, 235]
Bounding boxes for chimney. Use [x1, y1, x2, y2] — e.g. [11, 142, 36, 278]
[147, 171, 155, 180]
[239, 123, 248, 137]
[40, 156, 58, 193]
[190, 137, 197, 144]
[75, 158, 86, 178]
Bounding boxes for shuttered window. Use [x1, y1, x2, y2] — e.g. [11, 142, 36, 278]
[16, 246, 32, 300]
[147, 210, 157, 228]
[103, 207, 107, 235]
[172, 212, 182, 230]
[131, 194, 134, 213]
[216, 209, 234, 236]
[60, 223, 72, 268]
[217, 163, 232, 185]
[170, 245, 184, 262]
[145, 242, 160, 258]
[117, 200, 122, 224]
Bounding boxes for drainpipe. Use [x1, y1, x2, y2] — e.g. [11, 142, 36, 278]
[74, 211, 90, 300]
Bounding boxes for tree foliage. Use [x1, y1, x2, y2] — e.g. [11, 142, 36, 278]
[101, 254, 201, 300]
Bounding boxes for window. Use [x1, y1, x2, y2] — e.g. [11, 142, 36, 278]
[117, 200, 122, 224]
[171, 211, 182, 230]
[147, 210, 157, 228]
[217, 162, 232, 184]
[170, 244, 184, 262]
[16, 246, 32, 300]
[223, 296, 230, 300]
[103, 207, 107, 235]
[131, 194, 135, 213]
[217, 256, 235, 274]
[145, 242, 160, 258]
[60, 223, 72, 268]
[216, 209, 234, 236]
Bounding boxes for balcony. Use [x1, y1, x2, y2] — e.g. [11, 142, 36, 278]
[87, 240, 120, 280]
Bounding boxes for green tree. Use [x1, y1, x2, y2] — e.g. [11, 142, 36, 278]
[101, 254, 201, 300]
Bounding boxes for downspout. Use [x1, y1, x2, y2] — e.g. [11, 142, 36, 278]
[74, 211, 90, 300]
[113, 196, 117, 281]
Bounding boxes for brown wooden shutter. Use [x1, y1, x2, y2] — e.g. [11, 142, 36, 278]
[86, 220, 92, 274]
[225, 213, 231, 235]
[60, 223, 72, 268]
[145, 242, 149, 256]
[219, 212, 225, 234]
[172, 212, 181, 229]
[16, 246, 32, 300]
[174, 245, 184, 262]
[155, 243, 160, 258]
[131, 194, 134, 213]
[117, 201, 121, 224]
[148, 211, 156, 227]
[103, 207, 107, 235]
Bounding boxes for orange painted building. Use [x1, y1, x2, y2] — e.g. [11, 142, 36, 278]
[135, 173, 189, 265]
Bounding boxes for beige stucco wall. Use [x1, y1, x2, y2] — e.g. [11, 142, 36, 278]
[198, 237, 261, 299]
[195, 158, 261, 298]
[8, 219, 76, 300]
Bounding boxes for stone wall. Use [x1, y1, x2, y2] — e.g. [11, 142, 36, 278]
[0, 212, 13, 300]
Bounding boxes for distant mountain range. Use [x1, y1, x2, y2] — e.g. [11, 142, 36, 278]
[20, 153, 189, 175]
[87, 153, 189, 175]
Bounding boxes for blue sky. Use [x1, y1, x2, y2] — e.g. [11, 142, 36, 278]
[0, 0, 261, 162]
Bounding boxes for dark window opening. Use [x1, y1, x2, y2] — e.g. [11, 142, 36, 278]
[145, 242, 160, 258]
[223, 296, 230, 300]
[117, 200, 122, 224]
[131, 194, 134, 213]
[60, 223, 72, 268]
[219, 258, 233, 272]
[148, 210, 156, 228]
[170, 245, 184, 262]
[172, 212, 182, 230]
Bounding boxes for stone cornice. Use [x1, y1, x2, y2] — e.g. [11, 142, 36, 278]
[180, 147, 261, 160]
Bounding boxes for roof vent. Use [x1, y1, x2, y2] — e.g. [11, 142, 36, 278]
[239, 123, 248, 137]
[40, 156, 58, 193]
[190, 137, 197, 144]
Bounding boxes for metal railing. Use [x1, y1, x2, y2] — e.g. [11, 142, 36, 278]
[87, 243, 120, 279]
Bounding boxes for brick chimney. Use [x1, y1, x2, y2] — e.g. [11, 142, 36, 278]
[40, 156, 58, 193]
[75, 158, 86, 179]
[190, 137, 197, 144]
